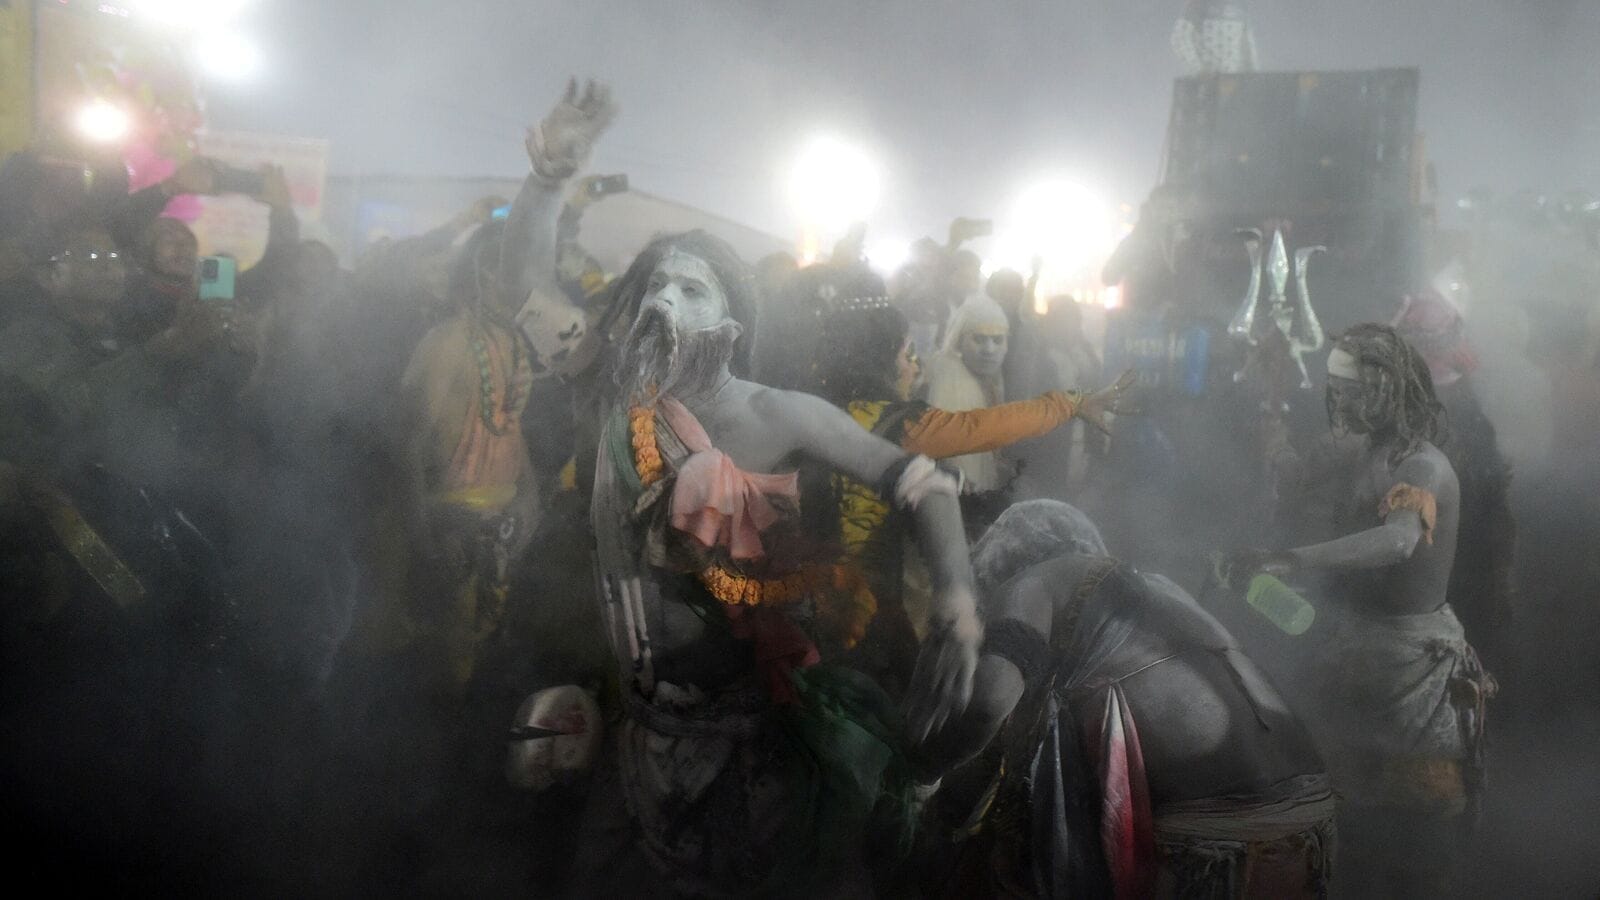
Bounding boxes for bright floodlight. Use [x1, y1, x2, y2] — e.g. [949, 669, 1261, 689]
[76, 100, 131, 143]
[986, 178, 1119, 298]
[866, 238, 911, 275]
[1008, 178, 1115, 273]
[195, 31, 264, 83]
[788, 136, 881, 232]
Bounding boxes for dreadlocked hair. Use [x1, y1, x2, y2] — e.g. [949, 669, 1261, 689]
[1330, 322, 1447, 462]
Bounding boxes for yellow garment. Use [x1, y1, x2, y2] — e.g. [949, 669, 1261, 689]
[836, 393, 1081, 560]
[836, 401, 895, 562]
[435, 484, 518, 511]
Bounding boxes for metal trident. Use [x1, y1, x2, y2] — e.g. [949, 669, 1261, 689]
[1227, 227, 1326, 389]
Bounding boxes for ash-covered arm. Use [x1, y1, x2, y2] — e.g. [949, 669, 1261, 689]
[1284, 451, 1445, 571]
[495, 172, 566, 311]
[1286, 513, 1425, 571]
[503, 80, 616, 374]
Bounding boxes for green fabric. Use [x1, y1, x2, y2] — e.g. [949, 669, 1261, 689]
[604, 406, 644, 495]
[764, 664, 918, 893]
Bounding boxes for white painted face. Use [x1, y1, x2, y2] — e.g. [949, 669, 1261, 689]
[641, 250, 729, 334]
[959, 320, 1009, 379]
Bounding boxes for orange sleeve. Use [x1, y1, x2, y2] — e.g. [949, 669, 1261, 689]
[901, 391, 1079, 459]
[1380, 483, 1438, 545]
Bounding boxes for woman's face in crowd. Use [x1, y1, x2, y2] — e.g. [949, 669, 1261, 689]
[895, 337, 921, 400]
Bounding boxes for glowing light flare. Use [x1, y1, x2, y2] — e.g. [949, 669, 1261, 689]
[984, 177, 1123, 300]
[866, 238, 911, 275]
[195, 30, 263, 82]
[75, 100, 132, 143]
[787, 136, 882, 234]
[1009, 179, 1116, 271]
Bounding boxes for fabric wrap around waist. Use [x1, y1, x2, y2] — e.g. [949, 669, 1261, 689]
[1154, 773, 1336, 843]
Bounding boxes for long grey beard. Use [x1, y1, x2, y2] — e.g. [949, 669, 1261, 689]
[617, 312, 737, 403]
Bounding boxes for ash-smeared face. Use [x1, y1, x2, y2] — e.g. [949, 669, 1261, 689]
[641, 250, 730, 333]
[1324, 344, 1389, 435]
[618, 250, 740, 401]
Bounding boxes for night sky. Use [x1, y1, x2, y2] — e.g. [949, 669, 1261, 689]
[208, 0, 1600, 238]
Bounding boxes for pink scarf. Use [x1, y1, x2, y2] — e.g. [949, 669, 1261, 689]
[659, 397, 800, 561]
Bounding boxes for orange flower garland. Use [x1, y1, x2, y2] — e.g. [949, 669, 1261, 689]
[628, 405, 665, 487]
[627, 402, 876, 647]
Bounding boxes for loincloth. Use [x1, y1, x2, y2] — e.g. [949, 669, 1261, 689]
[1312, 604, 1494, 811]
[1154, 774, 1337, 900]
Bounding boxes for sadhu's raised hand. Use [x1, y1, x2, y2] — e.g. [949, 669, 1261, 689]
[526, 79, 617, 182]
[1074, 368, 1137, 435]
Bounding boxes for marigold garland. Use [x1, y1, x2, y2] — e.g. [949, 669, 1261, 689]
[627, 402, 877, 647]
[628, 405, 665, 487]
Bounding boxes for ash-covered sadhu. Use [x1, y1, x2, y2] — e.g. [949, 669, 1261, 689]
[918, 501, 1334, 900]
[580, 228, 984, 895]
[1232, 323, 1498, 897]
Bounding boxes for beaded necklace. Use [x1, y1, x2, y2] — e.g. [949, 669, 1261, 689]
[469, 316, 524, 436]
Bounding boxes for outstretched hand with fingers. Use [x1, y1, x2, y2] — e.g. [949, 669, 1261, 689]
[1075, 368, 1137, 435]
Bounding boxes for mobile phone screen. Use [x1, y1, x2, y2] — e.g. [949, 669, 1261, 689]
[197, 256, 238, 302]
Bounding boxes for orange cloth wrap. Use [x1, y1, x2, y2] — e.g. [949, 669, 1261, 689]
[1380, 483, 1438, 545]
[901, 389, 1080, 459]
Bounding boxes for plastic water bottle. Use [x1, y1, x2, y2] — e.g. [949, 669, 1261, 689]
[1245, 574, 1316, 635]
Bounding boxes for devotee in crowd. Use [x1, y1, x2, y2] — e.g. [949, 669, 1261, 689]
[1230, 324, 1496, 898]
[580, 226, 980, 896]
[1392, 290, 1517, 669]
[807, 264, 1127, 697]
[919, 293, 1017, 504]
[919, 500, 1335, 899]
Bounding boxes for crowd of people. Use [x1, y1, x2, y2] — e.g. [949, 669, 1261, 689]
[2, 76, 1598, 898]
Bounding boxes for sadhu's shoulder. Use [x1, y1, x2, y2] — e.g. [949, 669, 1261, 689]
[1394, 441, 1458, 492]
[745, 382, 834, 417]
